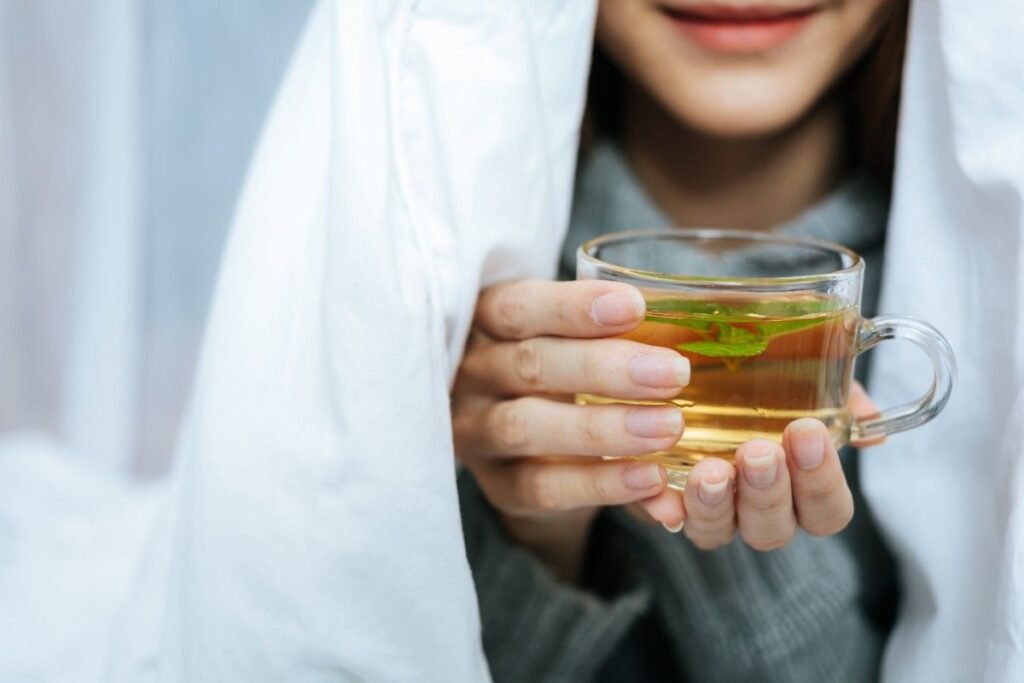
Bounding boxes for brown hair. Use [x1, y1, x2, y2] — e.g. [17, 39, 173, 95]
[847, 0, 909, 189]
[583, 1, 910, 191]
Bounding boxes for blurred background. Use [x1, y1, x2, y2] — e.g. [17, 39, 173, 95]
[0, 0, 314, 478]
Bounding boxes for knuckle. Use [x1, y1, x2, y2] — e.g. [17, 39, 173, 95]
[491, 404, 530, 453]
[552, 289, 574, 329]
[518, 467, 563, 512]
[802, 503, 854, 537]
[512, 340, 546, 391]
[576, 411, 608, 453]
[580, 347, 608, 389]
[588, 471, 617, 502]
[742, 492, 791, 514]
[494, 288, 528, 338]
[693, 506, 736, 532]
[797, 475, 842, 505]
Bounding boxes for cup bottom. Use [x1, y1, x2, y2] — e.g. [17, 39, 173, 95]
[619, 447, 729, 491]
[663, 465, 690, 491]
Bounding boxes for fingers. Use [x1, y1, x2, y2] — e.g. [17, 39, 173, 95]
[672, 422, 854, 552]
[458, 397, 684, 459]
[478, 459, 669, 516]
[682, 458, 736, 550]
[633, 423, 853, 552]
[475, 279, 646, 341]
[637, 486, 686, 531]
[783, 419, 855, 537]
[735, 440, 797, 551]
[457, 336, 689, 400]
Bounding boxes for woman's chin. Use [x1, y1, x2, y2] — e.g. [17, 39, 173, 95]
[664, 87, 823, 140]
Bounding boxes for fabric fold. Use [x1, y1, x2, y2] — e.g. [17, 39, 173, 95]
[865, 1, 1024, 679]
[107, 1, 597, 680]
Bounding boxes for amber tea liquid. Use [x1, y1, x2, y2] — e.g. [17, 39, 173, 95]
[578, 294, 858, 485]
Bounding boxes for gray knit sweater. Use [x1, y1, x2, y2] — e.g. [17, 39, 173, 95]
[459, 144, 898, 683]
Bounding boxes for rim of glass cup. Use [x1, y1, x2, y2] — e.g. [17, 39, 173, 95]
[578, 228, 864, 291]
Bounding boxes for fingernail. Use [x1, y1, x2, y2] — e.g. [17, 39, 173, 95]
[625, 407, 683, 438]
[630, 353, 691, 388]
[789, 419, 826, 470]
[622, 462, 664, 491]
[591, 290, 645, 326]
[662, 520, 685, 533]
[742, 444, 779, 490]
[698, 477, 730, 506]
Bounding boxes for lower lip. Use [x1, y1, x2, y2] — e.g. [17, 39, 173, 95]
[663, 9, 818, 53]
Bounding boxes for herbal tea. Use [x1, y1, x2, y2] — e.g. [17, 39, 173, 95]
[577, 229, 956, 490]
[578, 294, 859, 478]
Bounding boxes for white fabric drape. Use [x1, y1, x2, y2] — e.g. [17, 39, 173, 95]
[106, 1, 597, 680]
[865, 1, 1024, 680]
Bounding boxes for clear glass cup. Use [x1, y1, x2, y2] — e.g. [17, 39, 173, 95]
[577, 228, 956, 490]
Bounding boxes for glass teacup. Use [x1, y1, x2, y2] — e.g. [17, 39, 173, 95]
[577, 229, 956, 490]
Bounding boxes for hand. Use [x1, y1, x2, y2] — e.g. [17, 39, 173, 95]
[452, 279, 876, 580]
[678, 383, 879, 551]
[453, 279, 688, 580]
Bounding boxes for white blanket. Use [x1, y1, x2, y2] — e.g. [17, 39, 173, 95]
[865, 1, 1024, 680]
[105, 1, 596, 680]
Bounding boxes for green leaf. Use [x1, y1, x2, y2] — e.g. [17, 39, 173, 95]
[678, 339, 769, 357]
[647, 296, 847, 359]
[716, 324, 760, 344]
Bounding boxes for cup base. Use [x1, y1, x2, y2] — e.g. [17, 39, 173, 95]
[664, 465, 690, 491]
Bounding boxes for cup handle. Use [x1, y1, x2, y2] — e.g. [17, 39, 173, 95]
[849, 316, 957, 442]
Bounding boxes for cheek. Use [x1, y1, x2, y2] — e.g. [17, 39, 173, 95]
[834, 0, 894, 64]
[595, 0, 656, 58]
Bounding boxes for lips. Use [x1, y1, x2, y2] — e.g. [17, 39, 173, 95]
[661, 3, 822, 53]
[663, 4, 820, 22]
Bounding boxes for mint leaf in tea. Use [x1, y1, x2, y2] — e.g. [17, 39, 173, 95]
[578, 294, 857, 472]
[646, 296, 840, 359]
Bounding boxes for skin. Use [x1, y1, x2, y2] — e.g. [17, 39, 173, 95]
[453, 0, 892, 582]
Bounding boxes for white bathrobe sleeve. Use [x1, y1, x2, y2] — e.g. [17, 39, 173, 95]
[106, 1, 596, 681]
[865, 1, 1024, 680]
